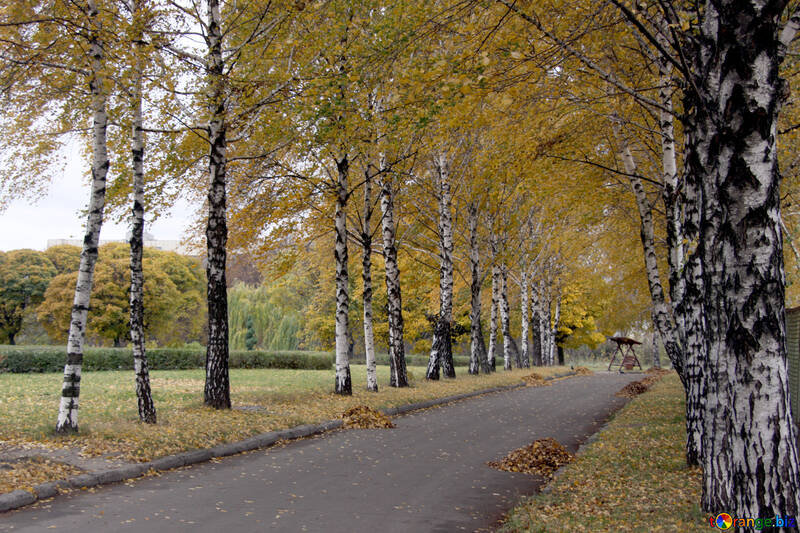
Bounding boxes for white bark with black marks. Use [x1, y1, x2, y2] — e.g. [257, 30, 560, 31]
[334, 156, 352, 395]
[56, 0, 109, 433]
[467, 202, 487, 374]
[614, 119, 685, 379]
[380, 177, 408, 387]
[530, 283, 543, 366]
[426, 153, 455, 380]
[550, 296, 560, 366]
[203, 0, 230, 409]
[499, 265, 516, 370]
[520, 270, 530, 368]
[686, 1, 800, 516]
[129, 0, 155, 424]
[362, 169, 377, 392]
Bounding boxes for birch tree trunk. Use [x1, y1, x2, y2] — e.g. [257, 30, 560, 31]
[615, 113, 701, 465]
[651, 333, 660, 369]
[129, 0, 155, 423]
[426, 153, 455, 380]
[530, 284, 542, 366]
[203, 0, 230, 409]
[550, 296, 560, 366]
[55, 0, 109, 433]
[499, 265, 517, 370]
[544, 298, 552, 366]
[467, 202, 487, 374]
[687, 2, 800, 516]
[488, 270, 499, 372]
[520, 270, 530, 368]
[613, 119, 686, 379]
[362, 170, 377, 392]
[379, 177, 408, 388]
[655, 32, 686, 328]
[334, 156, 352, 395]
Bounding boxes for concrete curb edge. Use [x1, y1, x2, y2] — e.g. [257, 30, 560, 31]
[2, 369, 578, 513]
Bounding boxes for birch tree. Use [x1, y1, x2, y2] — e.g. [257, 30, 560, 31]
[126, 0, 156, 423]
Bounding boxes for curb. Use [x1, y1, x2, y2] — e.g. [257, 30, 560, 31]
[1, 370, 577, 513]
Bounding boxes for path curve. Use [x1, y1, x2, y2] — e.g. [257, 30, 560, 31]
[0, 372, 639, 533]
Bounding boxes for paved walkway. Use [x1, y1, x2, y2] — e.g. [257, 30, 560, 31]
[0, 373, 639, 532]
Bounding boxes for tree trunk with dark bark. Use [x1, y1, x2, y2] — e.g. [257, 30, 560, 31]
[203, 0, 231, 409]
[56, 0, 109, 433]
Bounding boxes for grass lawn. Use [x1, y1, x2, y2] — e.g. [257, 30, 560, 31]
[499, 373, 704, 532]
[0, 364, 569, 466]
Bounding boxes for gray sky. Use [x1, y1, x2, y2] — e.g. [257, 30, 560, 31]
[0, 149, 197, 252]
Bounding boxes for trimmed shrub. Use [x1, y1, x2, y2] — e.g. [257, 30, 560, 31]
[348, 352, 471, 368]
[0, 345, 332, 373]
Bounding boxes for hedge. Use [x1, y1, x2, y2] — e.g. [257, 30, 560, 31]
[0, 345, 333, 373]
[349, 352, 472, 368]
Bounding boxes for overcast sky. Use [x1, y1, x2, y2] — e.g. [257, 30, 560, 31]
[0, 148, 198, 252]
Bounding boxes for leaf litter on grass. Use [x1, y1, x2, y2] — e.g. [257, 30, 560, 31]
[615, 375, 660, 398]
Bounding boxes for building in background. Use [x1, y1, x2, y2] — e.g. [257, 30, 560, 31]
[46, 232, 190, 255]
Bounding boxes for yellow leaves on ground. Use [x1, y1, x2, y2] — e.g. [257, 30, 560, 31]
[499, 374, 704, 533]
[341, 405, 395, 429]
[488, 438, 573, 478]
[574, 366, 593, 376]
[0, 457, 82, 494]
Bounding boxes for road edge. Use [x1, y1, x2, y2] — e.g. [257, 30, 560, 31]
[0, 370, 577, 513]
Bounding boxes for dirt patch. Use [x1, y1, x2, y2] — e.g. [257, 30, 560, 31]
[341, 405, 395, 429]
[488, 438, 573, 478]
[522, 373, 552, 387]
[0, 456, 83, 493]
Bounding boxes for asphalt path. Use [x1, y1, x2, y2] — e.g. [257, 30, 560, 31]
[1, 372, 639, 533]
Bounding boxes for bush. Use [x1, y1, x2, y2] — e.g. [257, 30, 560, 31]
[349, 352, 471, 368]
[0, 345, 333, 373]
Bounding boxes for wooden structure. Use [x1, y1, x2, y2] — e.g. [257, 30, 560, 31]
[785, 308, 800, 427]
[607, 336, 643, 372]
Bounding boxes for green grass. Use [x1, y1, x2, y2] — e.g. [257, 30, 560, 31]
[0, 365, 570, 466]
[498, 373, 703, 532]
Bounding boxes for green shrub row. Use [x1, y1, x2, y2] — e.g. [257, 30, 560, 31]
[0, 345, 333, 373]
[349, 352, 472, 367]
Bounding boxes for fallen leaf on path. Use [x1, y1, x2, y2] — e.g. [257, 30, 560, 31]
[488, 438, 574, 478]
[341, 406, 395, 429]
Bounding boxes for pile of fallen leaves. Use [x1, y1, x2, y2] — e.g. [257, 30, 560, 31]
[0, 457, 83, 494]
[522, 372, 551, 387]
[615, 375, 661, 398]
[341, 405, 395, 429]
[488, 438, 574, 478]
[573, 366, 592, 376]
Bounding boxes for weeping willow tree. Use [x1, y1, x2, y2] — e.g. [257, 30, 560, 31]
[227, 283, 302, 351]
